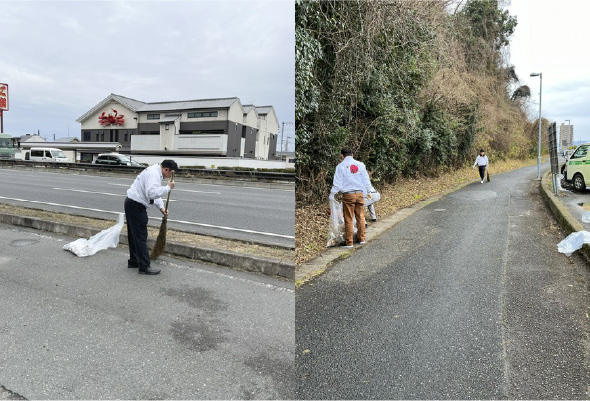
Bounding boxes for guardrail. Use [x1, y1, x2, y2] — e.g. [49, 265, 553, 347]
[0, 160, 295, 182]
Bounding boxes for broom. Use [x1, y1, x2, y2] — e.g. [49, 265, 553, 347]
[487, 165, 491, 182]
[150, 172, 174, 260]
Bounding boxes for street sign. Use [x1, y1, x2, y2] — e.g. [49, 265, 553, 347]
[0, 83, 8, 111]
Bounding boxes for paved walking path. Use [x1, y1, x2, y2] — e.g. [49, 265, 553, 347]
[296, 165, 590, 399]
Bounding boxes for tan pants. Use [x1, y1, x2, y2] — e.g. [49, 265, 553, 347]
[342, 192, 365, 246]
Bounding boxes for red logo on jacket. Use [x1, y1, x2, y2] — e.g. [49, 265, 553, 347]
[350, 164, 359, 174]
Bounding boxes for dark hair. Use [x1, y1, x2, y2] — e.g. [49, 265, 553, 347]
[480, 149, 485, 153]
[341, 148, 353, 157]
[162, 159, 179, 172]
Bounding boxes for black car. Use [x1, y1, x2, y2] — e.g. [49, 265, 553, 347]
[94, 153, 131, 166]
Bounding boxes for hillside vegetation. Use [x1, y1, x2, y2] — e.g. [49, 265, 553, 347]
[296, 0, 545, 205]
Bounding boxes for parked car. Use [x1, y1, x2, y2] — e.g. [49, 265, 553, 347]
[562, 142, 590, 191]
[26, 147, 70, 163]
[94, 153, 131, 166]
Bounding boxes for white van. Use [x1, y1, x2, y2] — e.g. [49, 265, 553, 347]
[26, 147, 70, 163]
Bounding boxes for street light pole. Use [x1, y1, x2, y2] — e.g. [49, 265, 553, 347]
[530, 72, 542, 180]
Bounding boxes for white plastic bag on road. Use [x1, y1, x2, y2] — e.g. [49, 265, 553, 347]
[63, 213, 125, 257]
[557, 230, 590, 257]
[582, 211, 590, 223]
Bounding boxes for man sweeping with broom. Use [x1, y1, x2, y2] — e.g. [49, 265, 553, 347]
[125, 159, 179, 275]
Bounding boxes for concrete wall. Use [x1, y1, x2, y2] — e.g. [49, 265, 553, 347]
[257, 109, 279, 160]
[128, 155, 293, 169]
[131, 134, 229, 155]
[228, 102, 245, 124]
[243, 108, 258, 128]
[243, 127, 256, 159]
[268, 134, 278, 159]
[226, 122, 243, 157]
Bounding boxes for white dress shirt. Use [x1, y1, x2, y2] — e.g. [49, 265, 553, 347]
[127, 163, 170, 210]
[331, 156, 374, 196]
[473, 155, 489, 167]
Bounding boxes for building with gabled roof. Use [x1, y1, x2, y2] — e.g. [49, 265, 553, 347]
[76, 93, 279, 159]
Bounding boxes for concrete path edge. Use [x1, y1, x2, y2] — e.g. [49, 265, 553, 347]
[0, 212, 294, 280]
[539, 169, 590, 265]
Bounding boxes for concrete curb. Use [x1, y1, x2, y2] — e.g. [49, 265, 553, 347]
[0, 212, 294, 280]
[295, 177, 481, 287]
[539, 170, 590, 264]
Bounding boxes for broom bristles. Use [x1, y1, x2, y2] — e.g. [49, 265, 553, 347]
[150, 216, 168, 260]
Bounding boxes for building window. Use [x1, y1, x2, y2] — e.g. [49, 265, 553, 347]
[147, 114, 160, 120]
[83, 131, 91, 141]
[187, 111, 218, 118]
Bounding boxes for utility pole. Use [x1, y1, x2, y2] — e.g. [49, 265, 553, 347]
[280, 122, 293, 159]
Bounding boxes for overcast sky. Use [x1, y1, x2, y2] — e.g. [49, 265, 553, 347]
[0, 0, 295, 151]
[507, 0, 590, 146]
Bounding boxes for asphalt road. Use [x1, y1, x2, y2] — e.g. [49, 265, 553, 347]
[0, 168, 294, 247]
[0, 223, 294, 400]
[296, 165, 590, 399]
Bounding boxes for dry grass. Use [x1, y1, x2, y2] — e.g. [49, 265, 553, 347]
[295, 157, 539, 265]
[0, 203, 293, 262]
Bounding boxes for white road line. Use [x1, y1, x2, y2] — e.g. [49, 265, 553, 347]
[0, 196, 294, 239]
[52, 187, 177, 201]
[108, 183, 221, 195]
[153, 217, 295, 239]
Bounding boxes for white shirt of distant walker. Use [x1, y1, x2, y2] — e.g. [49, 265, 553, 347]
[127, 163, 175, 216]
[329, 154, 374, 200]
[473, 154, 489, 168]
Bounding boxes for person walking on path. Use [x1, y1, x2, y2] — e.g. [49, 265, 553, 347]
[125, 159, 179, 275]
[473, 149, 489, 184]
[330, 149, 374, 248]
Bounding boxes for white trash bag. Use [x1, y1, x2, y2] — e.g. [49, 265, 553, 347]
[63, 213, 125, 257]
[582, 211, 590, 223]
[327, 199, 345, 247]
[326, 199, 358, 247]
[365, 191, 381, 207]
[557, 230, 590, 257]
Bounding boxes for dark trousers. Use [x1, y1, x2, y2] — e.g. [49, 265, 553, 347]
[478, 165, 486, 180]
[124, 197, 150, 269]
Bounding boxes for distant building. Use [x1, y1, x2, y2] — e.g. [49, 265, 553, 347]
[11, 134, 46, 149]
[54, 137, 80, 143]
[76, 93, 279, 160]
[560, 123, 574, 149]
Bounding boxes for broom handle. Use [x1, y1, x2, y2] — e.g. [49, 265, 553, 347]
[164, 172, 174, 213]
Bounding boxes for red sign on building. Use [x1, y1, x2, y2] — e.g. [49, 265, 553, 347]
[0, 83, 8, 111]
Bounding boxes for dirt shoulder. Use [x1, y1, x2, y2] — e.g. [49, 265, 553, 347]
[0, 203, 293, 262]
[296, 158, 539, 265]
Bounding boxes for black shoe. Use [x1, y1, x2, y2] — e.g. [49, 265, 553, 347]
[139, 267, 161, 275]
[371, 219, 377, 222]
[128, 260, 138, 268]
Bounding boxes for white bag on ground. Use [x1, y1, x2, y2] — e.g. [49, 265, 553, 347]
[557, 230, 590, 257]
[326, 199, 358, 247]
[63, 213, 125, 257]
[582, 211, 590, 223]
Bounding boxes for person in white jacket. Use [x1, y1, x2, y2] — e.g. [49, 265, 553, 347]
[330, 149, 374, 247]
[472, 149, 489, 184]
